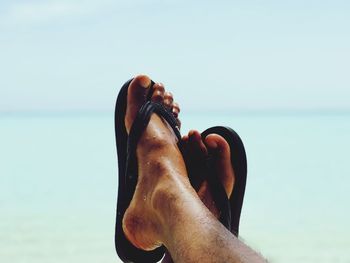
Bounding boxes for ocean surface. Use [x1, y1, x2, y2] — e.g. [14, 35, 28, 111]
[1, 112, 349, 263]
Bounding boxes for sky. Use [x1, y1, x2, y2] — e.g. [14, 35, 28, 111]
[0, 0, 349, 112]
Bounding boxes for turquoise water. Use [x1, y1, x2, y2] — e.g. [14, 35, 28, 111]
[1, 113, 349, 263]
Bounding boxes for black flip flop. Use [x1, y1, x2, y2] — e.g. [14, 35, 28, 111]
[200, 126, 247, 236]
[114, 79, 181, 263]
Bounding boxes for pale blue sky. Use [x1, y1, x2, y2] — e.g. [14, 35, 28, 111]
[0, 0, 349, 112]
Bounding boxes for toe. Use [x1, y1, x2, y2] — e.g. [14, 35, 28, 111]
[150, 83, 165, 103]
[172, 102, 180, 118]
[125, 75, 152, 133]
[164, 92, 173, 110]
[184, 130, 208, 190]
[182, 134, 189, 143]
[204, 134, 235, 198]
[172, 102, 181, 128]
[189, 130, 208, 156]
[180, 135, 189, 155]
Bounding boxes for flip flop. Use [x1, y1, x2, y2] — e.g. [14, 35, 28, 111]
[114, 79, 181, 263]
[200, 126, 247, 236]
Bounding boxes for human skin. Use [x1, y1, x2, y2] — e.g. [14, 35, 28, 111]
[162, 129, 238, 263]
[122, 75, 267, 263]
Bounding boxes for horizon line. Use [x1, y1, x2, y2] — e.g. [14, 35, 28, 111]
[1, 108, 350, 118]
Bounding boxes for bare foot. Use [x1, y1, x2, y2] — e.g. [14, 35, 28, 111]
[119, 76, 265, 263]
[122, 75, 192, 251]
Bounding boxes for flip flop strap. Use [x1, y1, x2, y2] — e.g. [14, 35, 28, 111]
[125, 101, 181, 201]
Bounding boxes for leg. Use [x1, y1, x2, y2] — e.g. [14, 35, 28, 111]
[163, 129, 253, 263]
[122, 75, 266, 263]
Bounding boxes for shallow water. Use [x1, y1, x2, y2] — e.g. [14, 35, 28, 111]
[1, 112, 349, 263]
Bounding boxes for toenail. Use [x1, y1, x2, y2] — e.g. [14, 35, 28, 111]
[139, 76, 151, 88]
[153, 91, 163, 99]
[164, 92, 173, 99]
[173, 103, 180, 112]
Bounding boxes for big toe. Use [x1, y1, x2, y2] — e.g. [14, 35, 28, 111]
[125, 75, 152, 132]
[204, 134, 235, 198]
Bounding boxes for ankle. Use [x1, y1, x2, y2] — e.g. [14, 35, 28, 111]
[150, 174, 194, 223]
[151, 183, 179, 213]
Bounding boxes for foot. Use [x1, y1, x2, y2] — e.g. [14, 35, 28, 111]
[122, 75, 191, 251]
[182, 130, 235, 217]
[162, 131, 236, 263]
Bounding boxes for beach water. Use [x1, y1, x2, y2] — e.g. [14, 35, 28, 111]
[1, 112, 349, 263]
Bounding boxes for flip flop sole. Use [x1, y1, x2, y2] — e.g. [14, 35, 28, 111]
[201, 126, 247, 236]
[114, 79, 166, 263]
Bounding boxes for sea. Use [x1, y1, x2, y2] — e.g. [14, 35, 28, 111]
[1, 112, 349, 263]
